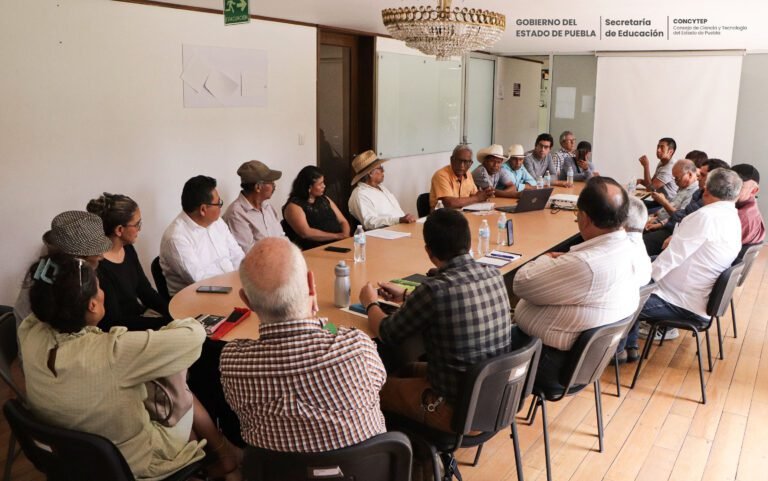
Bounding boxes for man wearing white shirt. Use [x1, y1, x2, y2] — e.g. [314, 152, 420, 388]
[620, 168, 743, 362]
[348, 151, 416, 230]
[160, 175, 245, 296]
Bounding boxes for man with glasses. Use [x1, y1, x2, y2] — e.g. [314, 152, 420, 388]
[224, 160, 285, 253]
[553, 131, 576, 175]
[348, 150, 416, 230]
[524, 133, 566, 186]
[645, 158, 699, 229]
[429, 144, 493, 209]
[160, 175, 244, 296]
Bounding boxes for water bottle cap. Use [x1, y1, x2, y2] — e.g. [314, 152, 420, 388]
[335, 260, 349, 275]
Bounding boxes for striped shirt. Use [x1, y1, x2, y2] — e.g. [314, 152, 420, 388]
[513, 230, 640, 351]
[219, 319, 386, 452]
[379, 254, 512, 403]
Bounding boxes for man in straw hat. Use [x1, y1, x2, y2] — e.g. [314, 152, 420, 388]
[501, 144, 538, 193]
[223, 160, 285, 253]
[472, 144, 526, 199]
[348, 150, 416, 230]
[14, 210, 112, 333]
[429, 144, 494, 210]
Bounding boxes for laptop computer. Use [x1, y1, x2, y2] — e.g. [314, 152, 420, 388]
[496, 187, 554, 214]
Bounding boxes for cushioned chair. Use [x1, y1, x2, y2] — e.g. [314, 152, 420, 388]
[729, 243, 763, 338]
[523, 315, 633, 481]
[612, 283, 657, 397]
[3, 398, 203, 481]
[151, 256, 171, 301]
[630, 261, 745, 404]
[241, 431, 412, 481]
[416, 193, 431, 218]
[0, 312, 25, 481]
[387, 331, 542, 481]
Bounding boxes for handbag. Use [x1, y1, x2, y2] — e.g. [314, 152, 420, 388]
[144, 369, 194, 427]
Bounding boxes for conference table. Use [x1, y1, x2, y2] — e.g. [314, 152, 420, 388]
[169, 184, 584, 341]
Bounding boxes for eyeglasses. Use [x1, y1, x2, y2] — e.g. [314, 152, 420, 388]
[124, 219, 142, 230]
[205, 200, 224, 208]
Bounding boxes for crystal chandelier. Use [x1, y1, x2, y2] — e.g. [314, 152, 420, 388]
[382, 0, 506, 61]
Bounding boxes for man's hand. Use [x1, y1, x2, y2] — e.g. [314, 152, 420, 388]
[645, 220, 662, 231]
[399, 213, 417, 223]
[546, 252, 565, 259]
[639, 155, 650, 168]
[662, 236, 672, 250]
[650, 192, 667, 203]
[359, 283, 379, 307]
[475, 189, 490, 202]
[376, 281, 407, 302]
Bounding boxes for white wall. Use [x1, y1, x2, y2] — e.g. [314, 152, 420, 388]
[493, 57, 542, 150]
[0, 0, 316, 305]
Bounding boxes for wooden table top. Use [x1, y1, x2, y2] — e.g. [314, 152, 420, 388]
[169, 184, 584, 341]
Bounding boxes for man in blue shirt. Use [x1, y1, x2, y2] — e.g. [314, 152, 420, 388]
[502, 144, 538, 193]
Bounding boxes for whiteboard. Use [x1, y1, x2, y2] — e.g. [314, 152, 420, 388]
[376, 52, 462, 158]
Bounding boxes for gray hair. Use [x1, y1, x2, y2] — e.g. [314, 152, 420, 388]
[675, 158, 697, 175]
[239, 238, 310, 324]
[706, 168, 743, 201]
[559, 131, 574, 143]
[451, 144, 472, 160]
[625, 196, 648, 232]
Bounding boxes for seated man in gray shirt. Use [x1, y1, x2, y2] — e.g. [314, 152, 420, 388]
[471, 144, 523, 198]
[645, 158, 699, 228]
[637, 137, 678, 200]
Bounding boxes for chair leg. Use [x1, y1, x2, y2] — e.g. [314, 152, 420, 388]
[471, 443, 484, 467]
[644, 325, 658, 360]
[540, 398, 553, 481]
[510, 420, 525, 481]
[730, 298, 738, 338]
[659, 326, 667, 347]
[3, 434, 15, 481]
[705, 329, 713, 372]
[521, 396, 539, 425]
[715, 315, 725, 360]
[693, 331, 707, 404]
[613, 353, 621, 397]
[631, 326, 656, 389]
[430, 446, 442, 481]
[594, 380, 604, 453]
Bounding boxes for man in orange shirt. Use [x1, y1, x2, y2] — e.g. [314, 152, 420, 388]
[429, 144, 494, 209]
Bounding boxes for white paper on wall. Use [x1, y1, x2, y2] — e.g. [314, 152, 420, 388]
[554, 86, 576, 119]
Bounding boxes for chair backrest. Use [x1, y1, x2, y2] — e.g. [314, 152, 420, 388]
[0, 312, 25, 401]
[241, 431, 412, 481]
[562, 314, 635, 392]
[416, 193, 430, 218]
[3, 398, 135, 481]
[735, 243, 763, 287]
[453, 333, 542, 435]
[707, 261, 745, 318]
[151, 256, 171, 301]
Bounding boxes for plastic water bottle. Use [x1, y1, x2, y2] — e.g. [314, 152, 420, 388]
[544, 170, 551, 188]
[536, 176, 544, 189]
[334, 260, 350, 307]
[434, 199, 444, 210]
[496, 212, 507, 246]
[627, 179, 636, 195]
[566, 166, 574, 187]
[478, 220, 490, 257]
[353, 225, 366, 263]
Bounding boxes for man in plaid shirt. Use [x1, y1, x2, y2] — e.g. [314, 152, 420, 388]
[220, 238, 386, 452]
[360, 209, 512, 432]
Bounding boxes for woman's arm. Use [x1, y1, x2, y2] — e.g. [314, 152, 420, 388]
[327, 197, 351, 237]
[284, 202, 347, 242]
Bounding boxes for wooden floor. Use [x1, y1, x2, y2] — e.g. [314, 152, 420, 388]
[2, 250, 767, 481]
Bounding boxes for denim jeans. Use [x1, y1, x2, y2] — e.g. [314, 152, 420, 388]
[619, 294, 708, 352]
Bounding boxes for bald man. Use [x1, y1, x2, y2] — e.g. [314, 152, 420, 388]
[219, 238, 386, 452]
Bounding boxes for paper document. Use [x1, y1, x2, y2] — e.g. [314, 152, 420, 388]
[477, 256, 509, 267]
[463, 202, 495, 212]
[365, 230, 411, 240]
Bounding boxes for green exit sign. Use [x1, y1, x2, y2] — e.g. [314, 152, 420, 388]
[224, 0, 250, 25]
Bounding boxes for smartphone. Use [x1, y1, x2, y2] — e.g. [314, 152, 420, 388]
[324, 246, 351, 253]
[195, 314, 226, 335]
[224, 307, 250, 323]
[506, 219, 514, 246]
[196, 285, 232, 294]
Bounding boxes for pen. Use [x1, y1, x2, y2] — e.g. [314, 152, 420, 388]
[488, 252, 521, 260]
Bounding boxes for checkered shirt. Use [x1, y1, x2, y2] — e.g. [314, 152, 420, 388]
[379, 254, 512, 403]
[219, 319, 387, 452]
[553, 149, 574, 175]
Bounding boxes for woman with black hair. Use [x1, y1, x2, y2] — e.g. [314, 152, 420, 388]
[559, 140, 598, 183]
[282, 165, 350, 249]
[19, 255, 242, 480]
[87, 193, 170, 331]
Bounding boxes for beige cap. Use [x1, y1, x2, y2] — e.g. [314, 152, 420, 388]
[237, 160, 282, 184]
[507, 144, 525, 157]
[351, 150, 387, 185]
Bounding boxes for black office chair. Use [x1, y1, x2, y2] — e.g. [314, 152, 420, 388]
[523, 315, 633, 481]
[387, 331, 542, 481]
[0, 312, 26, 481]
[151, 256, 171, 302]
[416, 193, 431, 218]
[630, 261, 745, 404]
[241, 431, 412, 481]
[612, 283, 657, 397]
[729, 243, 763, 338]
[3, 398, 203, 481]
